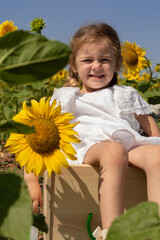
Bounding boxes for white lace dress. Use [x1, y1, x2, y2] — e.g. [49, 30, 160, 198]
[50, 85, 160, 164]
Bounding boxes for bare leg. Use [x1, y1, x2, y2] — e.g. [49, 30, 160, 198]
[84, 142, 128, 229]
[129, 145, 160, 213]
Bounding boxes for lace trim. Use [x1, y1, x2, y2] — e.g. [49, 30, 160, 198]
[113, 85, 153, 115]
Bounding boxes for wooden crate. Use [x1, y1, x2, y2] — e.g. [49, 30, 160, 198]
[43, 165, 147, 240]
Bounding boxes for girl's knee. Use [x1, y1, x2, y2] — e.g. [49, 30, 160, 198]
[100, 142, 128, 167]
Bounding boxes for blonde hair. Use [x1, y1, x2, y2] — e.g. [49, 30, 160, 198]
[64, 22, 122, 87]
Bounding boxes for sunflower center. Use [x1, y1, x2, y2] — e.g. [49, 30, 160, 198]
[123, 50, 138, 66]
[26, 118, 60, 154]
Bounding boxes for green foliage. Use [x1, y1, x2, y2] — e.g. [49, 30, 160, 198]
[107, 202, 160, 240]
[0, 30, 71, 84]
[0, 173, 32, 240]
[32, 214, 48, 233]
[0, 174, 48, 240]
[0, 120, 35, 134]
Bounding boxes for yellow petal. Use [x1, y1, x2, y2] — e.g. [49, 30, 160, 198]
[50, 104, 61, 119]
[4, 133, 24, 147]
[23, 101, 36, 119]
[59, 140, 76, 155]
[64, 151, 77, 160]
[7, 143, 27, 153]
[60, 133, 81, 143]
[50, 98, 57, 108]
[39, 97, 46, 117]
[38, 164, 46, 176]
[33, 154, 45, 176]
[44, 98, 50, 118]
[54, 149, 69, 168]
[54, 113, 75, 124]
[24, 155, 35, 174]
[59, 128, 79, 137]
[31, 99, 40, 116]
[44, 155, 62, 176]
[16, 146, 33, 167]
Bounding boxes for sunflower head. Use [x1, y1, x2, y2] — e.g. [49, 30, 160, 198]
[0, 20, 18, 37]
[30, 18, 46, 34]
[5, 97, 80, 177]
[51, 69, 69, 83]
[121, 41, 147, 72]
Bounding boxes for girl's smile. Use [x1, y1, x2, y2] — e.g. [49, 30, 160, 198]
[72, 40, 121, 93]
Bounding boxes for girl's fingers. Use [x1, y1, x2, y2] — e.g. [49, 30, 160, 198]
[32, 200, 39, 214]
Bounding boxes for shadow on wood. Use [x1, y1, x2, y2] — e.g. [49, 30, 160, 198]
[43, 164, 147, 240]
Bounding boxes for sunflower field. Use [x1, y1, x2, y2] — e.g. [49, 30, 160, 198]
[0, 19, 160, 240]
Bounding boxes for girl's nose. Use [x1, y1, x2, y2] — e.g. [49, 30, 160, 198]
[92, 61, 101, 70]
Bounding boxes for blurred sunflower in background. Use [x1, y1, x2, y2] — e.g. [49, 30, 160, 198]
[51, 69, 69, 83]
[121, 41, 147, 77]
[0, 20, 18, 37]
[139, 72, 151, 82]
[5, 97, 80, 177]
[121, 68, 140, 81]
[155, 65, 160, 73]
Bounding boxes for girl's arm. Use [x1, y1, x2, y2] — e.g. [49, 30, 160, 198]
[136, 114, 160, 137]
[24, 169, 43, 214]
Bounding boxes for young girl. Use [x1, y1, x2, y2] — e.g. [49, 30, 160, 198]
[25, 23, 160, 240]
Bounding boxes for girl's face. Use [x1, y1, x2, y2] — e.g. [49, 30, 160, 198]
[72, 40, 121, 93]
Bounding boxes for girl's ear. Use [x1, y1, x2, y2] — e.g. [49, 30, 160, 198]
[69, 57, 77, 73]
[71, 65, 78, 73]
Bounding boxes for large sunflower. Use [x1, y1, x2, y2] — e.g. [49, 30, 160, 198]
[121, 41, 147, 72]
[5, 97, 80, 177]
[0, 20, 18, 37]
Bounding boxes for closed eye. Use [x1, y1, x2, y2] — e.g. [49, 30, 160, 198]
[101, 59, 111, 62]
[82, 59, 92, 63]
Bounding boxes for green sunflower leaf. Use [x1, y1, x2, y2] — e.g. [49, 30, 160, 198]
[32, 213, 48, 233]
[107, 202, 160, 240]
[0, 120, 35, 134]
[0, 30, 71, 84]
[0, 173, 32, 240]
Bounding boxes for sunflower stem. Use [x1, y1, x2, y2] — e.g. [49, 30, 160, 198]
[15, 84, 19, 114]
[145, 56, 153, 81]
[87, 213, 96, 240]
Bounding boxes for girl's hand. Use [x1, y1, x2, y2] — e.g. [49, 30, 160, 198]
[24, 170, 43, 214]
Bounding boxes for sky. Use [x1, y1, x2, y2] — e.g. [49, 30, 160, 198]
[1, 0, 160, 67]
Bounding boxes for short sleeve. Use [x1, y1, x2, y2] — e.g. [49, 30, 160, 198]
[113, 85, 153, 115]
[50, 87, 79, 112]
